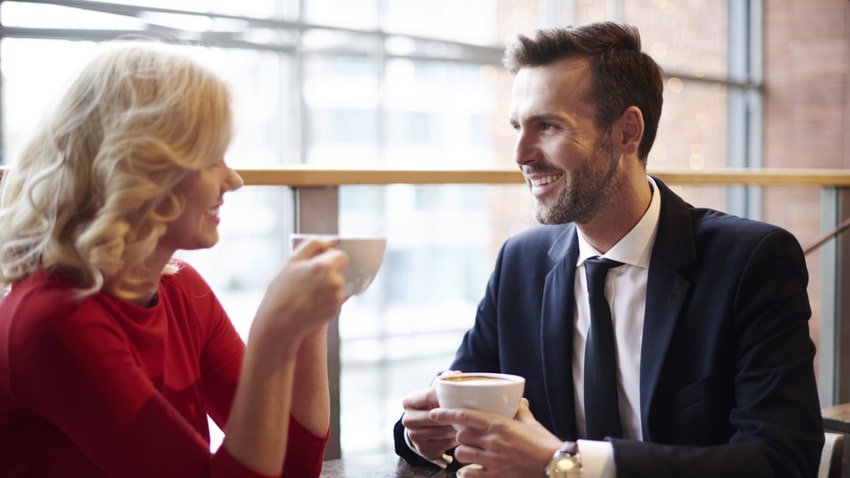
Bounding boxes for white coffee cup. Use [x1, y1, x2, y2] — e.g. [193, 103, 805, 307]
[435, 371, 525, 430]
[290, 234, 387, 296]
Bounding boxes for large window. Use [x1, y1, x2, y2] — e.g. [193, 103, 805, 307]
[0, 0, 761, 457]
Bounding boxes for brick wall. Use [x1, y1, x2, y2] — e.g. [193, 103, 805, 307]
[763, 0, 849, 169]
[762, 0, 850, 394]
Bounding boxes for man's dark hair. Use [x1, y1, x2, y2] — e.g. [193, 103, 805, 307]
[503, 22, 663, 163]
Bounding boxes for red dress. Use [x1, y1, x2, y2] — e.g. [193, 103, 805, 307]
[0, 260, 328, 478]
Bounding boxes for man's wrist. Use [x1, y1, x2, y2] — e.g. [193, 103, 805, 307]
[545, 441, 582, 477]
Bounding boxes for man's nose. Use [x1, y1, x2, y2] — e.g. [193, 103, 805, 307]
[514, 131, 537, 166]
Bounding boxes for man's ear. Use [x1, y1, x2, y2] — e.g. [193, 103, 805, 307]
[615, 106, 644, 156]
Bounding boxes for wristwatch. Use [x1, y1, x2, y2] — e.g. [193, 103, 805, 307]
[545, 441, 582, 477]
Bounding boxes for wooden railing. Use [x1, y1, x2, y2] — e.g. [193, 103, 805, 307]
[2, 164, 847, 186]
[235, 166, 850, 187]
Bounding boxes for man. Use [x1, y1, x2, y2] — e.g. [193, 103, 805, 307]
[393, 21, 823, 478]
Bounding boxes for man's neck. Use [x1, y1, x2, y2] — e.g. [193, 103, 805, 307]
[578, 174, 653, 254]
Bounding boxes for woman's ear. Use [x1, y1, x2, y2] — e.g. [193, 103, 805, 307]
[615, 106, 644, 156]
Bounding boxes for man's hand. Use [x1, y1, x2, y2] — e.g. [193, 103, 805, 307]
[428, 398, 562, 478]
[400, 386, 459, 461]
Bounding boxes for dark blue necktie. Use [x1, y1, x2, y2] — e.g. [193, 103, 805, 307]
[583, 256, 624, 439]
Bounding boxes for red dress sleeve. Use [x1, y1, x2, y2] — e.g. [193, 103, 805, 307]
[0, 263, 328, 478]
[283, 417, 330, 478]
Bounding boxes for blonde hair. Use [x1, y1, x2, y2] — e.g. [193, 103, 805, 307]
[0, 42, 233, 300]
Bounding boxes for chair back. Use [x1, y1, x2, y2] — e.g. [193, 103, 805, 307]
[819, 432, 845, 478]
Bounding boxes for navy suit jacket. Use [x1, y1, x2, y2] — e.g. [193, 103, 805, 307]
[394, 178, 823, 477]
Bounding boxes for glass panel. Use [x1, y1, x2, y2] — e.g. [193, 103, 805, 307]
[335, 183, 536, 455]
[623, 0, 729, 78]
[384, 59, 504, 168]
[0, 39, 293, 168]
[214, 50, 298, 167]
[540, 0, 729, 78]
[94, 0, 298, 19]
[304, 0, 379, 29]
[650, 81, 728, 171]
[0, 2, 143, 29]
[1, 39, 101, 164]
[383, 0, 499, 45]
[303, 54, 380, 165]
[0, 1, 300, 32]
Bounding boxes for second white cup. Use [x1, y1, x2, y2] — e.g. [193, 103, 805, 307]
[435, 371, 525, 430]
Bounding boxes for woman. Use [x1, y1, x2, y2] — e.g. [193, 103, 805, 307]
[0, 42, 348, 478]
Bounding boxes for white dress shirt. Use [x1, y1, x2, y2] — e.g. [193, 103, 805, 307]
[573, 176, 660, 478]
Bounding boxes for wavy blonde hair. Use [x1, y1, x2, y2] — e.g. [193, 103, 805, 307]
[0, 42, 233, 300]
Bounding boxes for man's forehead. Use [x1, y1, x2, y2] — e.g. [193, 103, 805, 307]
[509, 57, 594, 116]
[512, 56, 592, 92]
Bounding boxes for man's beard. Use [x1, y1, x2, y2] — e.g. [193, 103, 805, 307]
[533, 136, 621, 225]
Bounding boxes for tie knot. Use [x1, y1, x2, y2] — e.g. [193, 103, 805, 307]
[584, 257, 623, 294]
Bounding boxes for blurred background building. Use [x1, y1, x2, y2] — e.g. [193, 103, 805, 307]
[0, 0, 848, 457]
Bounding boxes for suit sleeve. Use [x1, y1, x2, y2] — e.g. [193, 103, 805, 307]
[612, 228, 823, 478]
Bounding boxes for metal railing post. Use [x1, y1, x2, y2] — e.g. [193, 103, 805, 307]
[819, 186, 850, 406]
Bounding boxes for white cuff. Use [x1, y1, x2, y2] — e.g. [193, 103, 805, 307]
[575, 439, 616, 478]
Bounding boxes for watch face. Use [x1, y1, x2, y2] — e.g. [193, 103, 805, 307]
[546, 456, 580, 477]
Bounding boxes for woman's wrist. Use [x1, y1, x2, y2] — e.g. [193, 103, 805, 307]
[246, 314, 305, 365]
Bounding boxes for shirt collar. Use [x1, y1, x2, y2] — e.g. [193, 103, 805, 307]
[577, 176, 661, 269]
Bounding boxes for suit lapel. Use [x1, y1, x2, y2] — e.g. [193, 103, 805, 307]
[639, 178, 696, 439]
[540, 226, 579, 439]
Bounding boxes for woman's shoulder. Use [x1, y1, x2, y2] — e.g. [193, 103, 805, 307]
[159, 258, 223, 314]
[1, 272, 99, 353]
[161, 258, 212, 292]
[3, 271, 81, 315]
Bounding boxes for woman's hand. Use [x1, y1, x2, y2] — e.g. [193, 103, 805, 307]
[252, 237, 349, 351]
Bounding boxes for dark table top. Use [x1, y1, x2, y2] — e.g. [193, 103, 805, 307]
[320, 454, 455, 478]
